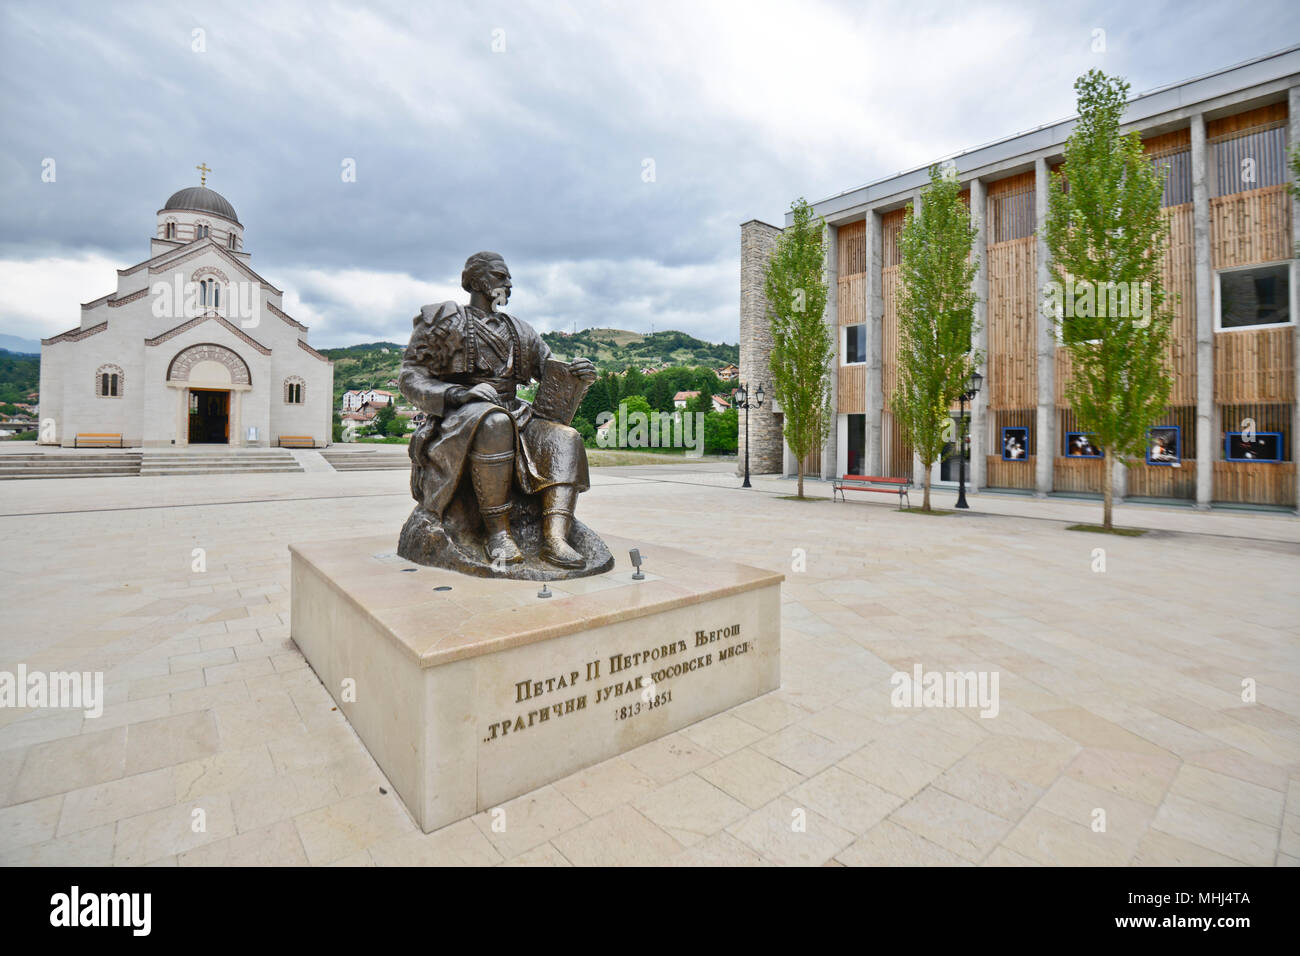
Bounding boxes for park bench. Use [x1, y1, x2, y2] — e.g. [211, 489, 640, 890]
[832, 474, 912, 510]
[277, 435, 317, 448]
[73, 433, 123, 448]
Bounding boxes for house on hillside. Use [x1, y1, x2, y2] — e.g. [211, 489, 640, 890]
[673, 390, 699, 409]
[341, 388, 396, 412]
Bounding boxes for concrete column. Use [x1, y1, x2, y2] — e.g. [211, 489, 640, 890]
[1034, 157, 1055, 497]
[911, 188, 926, 489]
[823, 222, 838, 480]
[1191, 114, 1214, 510]
[738, 220, 785, 476]
[970, 177, 989, 491]
[1291, 87, 1300, 514]
[864, 210, 884, 475]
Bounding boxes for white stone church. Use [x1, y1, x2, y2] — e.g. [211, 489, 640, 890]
[39, 178, 333, 448]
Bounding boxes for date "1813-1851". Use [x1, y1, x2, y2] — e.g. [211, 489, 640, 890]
[614, 690, 672, 721]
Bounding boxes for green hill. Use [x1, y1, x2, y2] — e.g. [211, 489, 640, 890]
[0, 349, 39, 404]
[323, 329, 737, 404]
[541, 328, 737, 371]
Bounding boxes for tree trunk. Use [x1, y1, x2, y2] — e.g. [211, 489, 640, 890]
[797, 461, 804, 499]
[922, 467, 931, 512]
[1102, 457, 1114, 530]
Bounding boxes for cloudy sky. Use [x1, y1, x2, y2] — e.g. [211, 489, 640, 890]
[1, 1, 1297, 348]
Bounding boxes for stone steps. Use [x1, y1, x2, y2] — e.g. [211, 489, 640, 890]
[320, 450, 409, 471]
[138, 450, 304, 476]
[0, 453, 143, 480]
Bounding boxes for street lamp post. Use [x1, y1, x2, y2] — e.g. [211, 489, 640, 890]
[955, 370, 983, 510]
[735, 381, 765, 489]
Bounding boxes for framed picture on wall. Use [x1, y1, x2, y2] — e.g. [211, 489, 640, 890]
[1065, 432, 1103, 458]
[1001, 427, 1029, 461]
[1225, 432, 1281, 462]
[1146, 426, 1180, 466]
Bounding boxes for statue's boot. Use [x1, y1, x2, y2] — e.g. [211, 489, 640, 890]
[470, 450, 523, 565]
[541, 485, 584, 569]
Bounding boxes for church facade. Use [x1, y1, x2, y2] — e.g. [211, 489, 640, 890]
[39, 181, 333, 448]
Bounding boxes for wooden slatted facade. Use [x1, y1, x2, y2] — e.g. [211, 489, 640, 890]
[984, 173, 1037, 489]
[797, 89, 1295, 508]
[836, 220, 867, 415]
[1208, 106, 1294, 504]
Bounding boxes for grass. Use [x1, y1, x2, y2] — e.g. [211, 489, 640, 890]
[1066, 523, 1148, 536]
[586, 448, 732, 466]
[901, 507, 956, 515]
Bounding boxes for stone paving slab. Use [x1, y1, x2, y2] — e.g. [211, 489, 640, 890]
[0, 464, 1296, 866]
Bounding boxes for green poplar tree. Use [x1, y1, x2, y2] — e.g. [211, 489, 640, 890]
[763, 198, 832, 498]
[1043, 69, 1173, 530]
[893, 164, 981, 512]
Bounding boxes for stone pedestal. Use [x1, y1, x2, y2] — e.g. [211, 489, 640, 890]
[289, 534, 782, 832]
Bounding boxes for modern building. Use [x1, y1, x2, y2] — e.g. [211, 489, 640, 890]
[740, 46, 1299, 510]
[39, 180, 334, 448]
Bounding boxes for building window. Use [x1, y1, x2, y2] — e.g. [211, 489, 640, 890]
[1210, 123, 1287, 198]
[989, 185, 1034, 243]
[846, 413, 865, 474]
[228, 233, 237, 250]
[196, 223, 210, 239]
[199, 278, 220, 310]
[844, 324, 867, 364]
[284, 377, 305, 404]
[165, 221, 177, 239]
[95, 364, 123, 398]
[1216, 262, 1291, 331]
[1150, 147, 1192, 206]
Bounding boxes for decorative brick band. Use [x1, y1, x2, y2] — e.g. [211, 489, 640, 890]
[268, 302, 308, 331]
[107, 288, 149, 307]
[145, 314, 272, 355]
[146, 241, 283, 296]
[297, 338, 331, 363]
[166, 342, 252, 385]
[43, 321, 108, 345]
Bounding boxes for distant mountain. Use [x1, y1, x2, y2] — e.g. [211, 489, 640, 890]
[0, 333, 41, 355]
[322, 330, 738, 404]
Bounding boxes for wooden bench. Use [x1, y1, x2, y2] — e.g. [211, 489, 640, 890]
[832, 474, 912, 509]
[277, 435, 316, 448]
[74, 433, 123, 448]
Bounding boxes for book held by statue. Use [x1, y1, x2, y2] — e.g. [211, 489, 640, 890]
[531, 359, 590, 425]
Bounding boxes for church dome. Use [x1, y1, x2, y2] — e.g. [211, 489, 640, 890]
[163, 186, 240, 224]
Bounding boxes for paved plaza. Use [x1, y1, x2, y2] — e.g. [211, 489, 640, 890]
[0, 457, 1297, 866]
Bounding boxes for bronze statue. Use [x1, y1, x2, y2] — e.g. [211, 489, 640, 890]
[396, 252, 613, 579]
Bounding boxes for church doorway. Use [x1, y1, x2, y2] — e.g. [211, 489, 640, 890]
[188, 389, 230, 444]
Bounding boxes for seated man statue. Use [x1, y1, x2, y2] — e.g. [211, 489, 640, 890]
[396, 251, 610, 577]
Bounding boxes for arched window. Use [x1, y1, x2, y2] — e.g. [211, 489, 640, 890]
[284, 377, 305, 404]
[227, 233, 238, 250]
[95, 364, 124, 398]
[165, 221, 177, 239]
[195, 223, 210, 239]
[199, 278, 220, 310]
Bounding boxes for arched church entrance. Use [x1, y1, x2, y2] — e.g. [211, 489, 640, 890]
[166, 343, 252, 446]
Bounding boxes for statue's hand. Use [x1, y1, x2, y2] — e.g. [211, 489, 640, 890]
[568, 357, 598, 383]
[465, 382, 502, 404]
